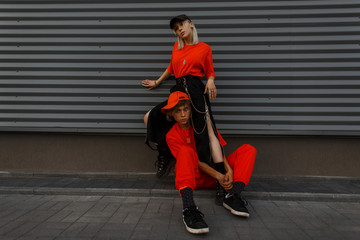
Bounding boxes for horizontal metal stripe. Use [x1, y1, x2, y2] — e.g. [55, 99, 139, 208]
[2, 35, 360, 42]
[2, 70, 360, 76]
[1, 126, 358, 136]
[1, 113, 359, 122]
[217, 124, 360, 131]
[0, 122, 145, 128]
[0, 113, 144, 119]
[3, 62, 360, 69]
[1, 88, 359, 95]
[0, 105, 150, 111]
[0, 127, 357, 136]
[2, 71, 360, 77]
[2, 7, 360, 16]
[2, 53, 360, 60]
[2, 41, 359, 47]
[1, 1, 359, 9]
[2, 80, 360, 86]
[1, 44, 359, 51]
[1, 105, 359, 114]
[2, 18, 360, 27]
[2, 13, 360, 22]
[1, 122, 359, 132]
[214, 107, 360, 113]
[2, 96, 360, 104]
[0, 44, 358, 54]
[2, 24, 360, 31]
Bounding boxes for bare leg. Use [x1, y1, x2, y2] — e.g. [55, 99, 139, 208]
[206, 111, 227, 205]
[206, 112, 223, 163]
[144, 110, 151, 127]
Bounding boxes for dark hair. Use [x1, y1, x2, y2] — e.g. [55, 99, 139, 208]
[164, 100, 191, 122]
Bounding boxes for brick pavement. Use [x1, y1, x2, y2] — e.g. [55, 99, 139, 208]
[0, 194, 359, 239]
[0, 173, 359, 239]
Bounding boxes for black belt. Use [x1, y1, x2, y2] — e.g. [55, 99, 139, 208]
[175, 75, 200, 85]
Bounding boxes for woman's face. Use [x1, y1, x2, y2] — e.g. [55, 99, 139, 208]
[173, 20, 194, 40]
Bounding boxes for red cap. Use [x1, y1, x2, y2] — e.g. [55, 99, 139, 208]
[161, 91, 190, 113]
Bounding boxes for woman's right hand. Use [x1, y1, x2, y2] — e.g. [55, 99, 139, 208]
[142, 79, 158, 90]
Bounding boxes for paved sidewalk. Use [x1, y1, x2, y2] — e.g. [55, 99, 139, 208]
[0, 173, 359, 239]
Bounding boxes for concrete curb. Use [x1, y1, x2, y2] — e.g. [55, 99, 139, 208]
[1, 171, 359, 183]
[1, 186, 359, 202]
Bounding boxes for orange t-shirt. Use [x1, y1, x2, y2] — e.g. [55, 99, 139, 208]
[166, 123, 226, 160]
[167, 41, 216, 79]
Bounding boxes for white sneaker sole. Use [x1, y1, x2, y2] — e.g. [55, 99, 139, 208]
[223, 202, 250, 218]
[183, 219, 209, 234]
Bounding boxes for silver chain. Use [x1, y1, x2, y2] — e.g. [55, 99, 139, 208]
[182, 78, 208, 135]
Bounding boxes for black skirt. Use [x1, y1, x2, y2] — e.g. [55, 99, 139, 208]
[145, 75, 220, 165]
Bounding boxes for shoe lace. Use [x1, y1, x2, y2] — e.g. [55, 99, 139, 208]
[236, 194, 248, 206]
[185, 207, 205, 224]
[227, 193, 249, 206]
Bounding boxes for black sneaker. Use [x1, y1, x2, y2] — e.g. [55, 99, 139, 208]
[223, 193, 250, 218]
[155, 154, 175, 178]
[215, 181, 226, 206]
[182, 206, 209, 234]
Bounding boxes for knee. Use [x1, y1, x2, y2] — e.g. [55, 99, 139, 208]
[143, 110, 151, 126]
[244, 144, 257, 153]
[238, 144, 257, 157]
[175, 146, 198, 165]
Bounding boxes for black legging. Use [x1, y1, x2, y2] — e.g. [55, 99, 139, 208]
[145, 75, 220, 165]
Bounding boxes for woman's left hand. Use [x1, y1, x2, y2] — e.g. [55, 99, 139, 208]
[204, 77, 217, 100]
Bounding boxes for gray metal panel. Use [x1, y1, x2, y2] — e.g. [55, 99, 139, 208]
[0, 0, 359, 135]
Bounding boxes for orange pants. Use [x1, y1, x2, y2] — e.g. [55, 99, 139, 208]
[175, 144, 257, 191]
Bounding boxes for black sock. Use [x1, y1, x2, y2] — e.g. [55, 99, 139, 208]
[180, 187, 196, 209]
[214, 162, 225, 174]
[230, 181, 245, 195]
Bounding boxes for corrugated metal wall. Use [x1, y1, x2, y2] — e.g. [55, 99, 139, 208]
[0, 0, 359, 135]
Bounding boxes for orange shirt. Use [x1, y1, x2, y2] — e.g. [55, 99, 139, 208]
[167, 42, 216, 79]
[166, 123, 226, 160]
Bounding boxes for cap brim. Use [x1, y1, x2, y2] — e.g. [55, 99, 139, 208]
[170, 15, 190, 29]
[170, 18, 182, 29]
[161, 102, 176, 113]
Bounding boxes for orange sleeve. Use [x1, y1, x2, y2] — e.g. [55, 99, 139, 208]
[167, 63, 173, 74]
[204, 46, 215, 79]
[166, 127, 186, 159]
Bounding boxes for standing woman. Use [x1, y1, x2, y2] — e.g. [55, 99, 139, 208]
[142, 15, 225, 197]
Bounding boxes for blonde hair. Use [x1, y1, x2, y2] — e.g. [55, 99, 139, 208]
[173, 21, 199, 49]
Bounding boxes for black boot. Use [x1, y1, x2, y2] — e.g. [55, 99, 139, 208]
[155, 147, 175, 178]
[215, 181, 226, 206]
